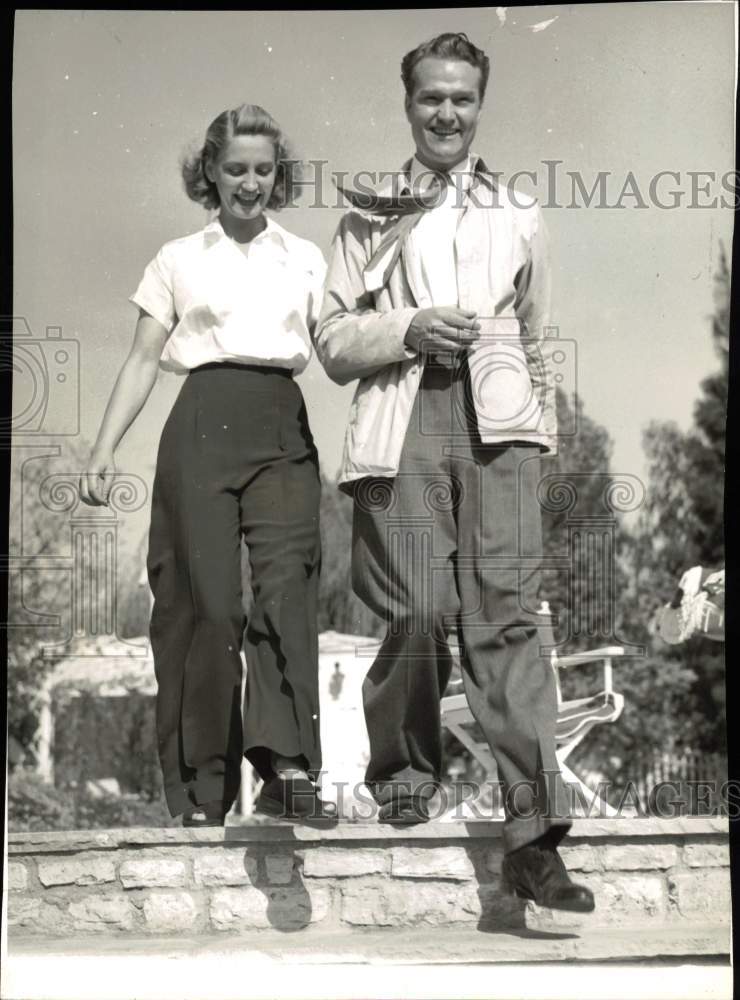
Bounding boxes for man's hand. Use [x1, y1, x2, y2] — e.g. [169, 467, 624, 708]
[404, 307, 480, 355]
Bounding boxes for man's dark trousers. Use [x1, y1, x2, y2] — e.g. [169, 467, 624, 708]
[351, 356, 571, 853]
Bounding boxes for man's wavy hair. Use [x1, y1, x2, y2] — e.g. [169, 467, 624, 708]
[401, 32, 490, 101]
[181, 104, 300, 211]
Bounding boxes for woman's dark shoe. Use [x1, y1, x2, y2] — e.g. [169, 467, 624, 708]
[502, 838, 595, 913]
[255, 776, 337, 821]
[182, 800, 227, 828]
[377, 795, 430, 826]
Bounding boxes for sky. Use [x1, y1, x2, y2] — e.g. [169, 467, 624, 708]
[12, 5, 736, 558]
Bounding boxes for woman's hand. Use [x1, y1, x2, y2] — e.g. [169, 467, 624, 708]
[79, 451, 117, 506]
[78, 311, 168, 508]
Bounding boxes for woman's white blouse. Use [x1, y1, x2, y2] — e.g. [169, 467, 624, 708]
[130, 216, 327, 374]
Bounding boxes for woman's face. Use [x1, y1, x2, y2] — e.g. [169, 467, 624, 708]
[207, 134, 278, 222]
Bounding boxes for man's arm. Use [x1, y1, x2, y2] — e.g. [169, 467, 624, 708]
[315, 213, 418, 386]
[514, 205, 557, 448]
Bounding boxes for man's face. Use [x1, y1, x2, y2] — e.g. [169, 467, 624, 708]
[405, 57, 483, 171]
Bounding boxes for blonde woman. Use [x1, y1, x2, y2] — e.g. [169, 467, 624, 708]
[81, 104, 333, 826]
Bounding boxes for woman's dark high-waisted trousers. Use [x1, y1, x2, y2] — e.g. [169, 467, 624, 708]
[147, 362, 322, 817]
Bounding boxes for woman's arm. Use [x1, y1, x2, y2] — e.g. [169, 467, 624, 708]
[79, 311, 169, 506]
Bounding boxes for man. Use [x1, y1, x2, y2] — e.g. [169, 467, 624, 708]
[316, 32, 593, 912]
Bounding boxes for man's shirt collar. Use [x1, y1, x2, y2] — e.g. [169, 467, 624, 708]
[408, 154, 473, 194]
[374, 153, 496, 200]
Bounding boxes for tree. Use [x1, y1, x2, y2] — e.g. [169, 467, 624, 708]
[539, 388, 627, 653]
[683, 246, 728, 566]
[602, 247, 729, 790]
[117, 533, 151, 638]
[7, 436, 149, 766]
[634, 248, 728, 587]
[7, 437, 94, 765]
[317, 477, 383, 637]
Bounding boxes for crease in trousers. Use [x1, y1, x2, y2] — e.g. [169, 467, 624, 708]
[351, 355, 572, 853]
[147, 362, 322, 817]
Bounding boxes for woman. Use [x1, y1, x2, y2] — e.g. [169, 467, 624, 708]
[80, 104, 332, 826]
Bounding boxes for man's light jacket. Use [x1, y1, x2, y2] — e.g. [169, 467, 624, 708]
[315, 156, 557, 490]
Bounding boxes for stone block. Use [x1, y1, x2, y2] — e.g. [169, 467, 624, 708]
[119, 859, 187, 888]
[558, 845, 600, 872]
[193, 850, 257, 886]
[38, 857, 116, 887]
[340, 878, 503, 927]
[668, 870, 731, 922]
[265, 854, 295, 885]
[602, 844, 679, 871]
[8, 898, 41, 927]
[594, 873, 664, 924]
[683, 843, 730, 868]
[526, 873, 667, 932]
[141, 892, 198, 932]
[68, 895, 135, 932]
[8, 861, 29, 891]
[598, 874, 666, 923]
[210, 885, 332, 931]
[303, 848, 388, 878]
[391, 846, 474, 881]
[7, 898, 65, 934]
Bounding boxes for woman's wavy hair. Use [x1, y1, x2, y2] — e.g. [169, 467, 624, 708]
[181, 104, 300, 211]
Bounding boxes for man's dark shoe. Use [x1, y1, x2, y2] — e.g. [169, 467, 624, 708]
[378, 795, 430, 826]
[502, 837, 595, 913]
[255, 776, 337, 821]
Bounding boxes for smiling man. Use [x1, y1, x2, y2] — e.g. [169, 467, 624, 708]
[407, 53, 481, 171]
[316, 32, 593, 913]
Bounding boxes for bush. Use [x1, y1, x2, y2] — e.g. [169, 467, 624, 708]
[8, 770, 76, 831]
[7, 769, 176, 831]
[53, 691, 162, 799]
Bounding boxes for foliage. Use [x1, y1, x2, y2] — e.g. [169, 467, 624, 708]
[7, 770, 76, 831]
[539, 387, 629, 653]
[7, 769, 174, 832]
[6, 648, 54, 766]
[317, 478, 384, 637]
[627, 247, 728, 756]
[53, 691, 162, 800]
[576, 247, 729, 791]
[116, 533, 151, 639]
[7, 437, 95, 765]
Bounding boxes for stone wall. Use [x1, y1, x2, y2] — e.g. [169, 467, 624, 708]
[6, 818, 731, 938]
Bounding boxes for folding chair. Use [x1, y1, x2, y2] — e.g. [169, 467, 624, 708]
[440, 625, 628, 818]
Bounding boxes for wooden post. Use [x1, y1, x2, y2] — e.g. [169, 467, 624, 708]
[36, 675, 54, 784]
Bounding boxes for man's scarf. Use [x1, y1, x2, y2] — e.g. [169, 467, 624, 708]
[334, 176, 447, 292]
